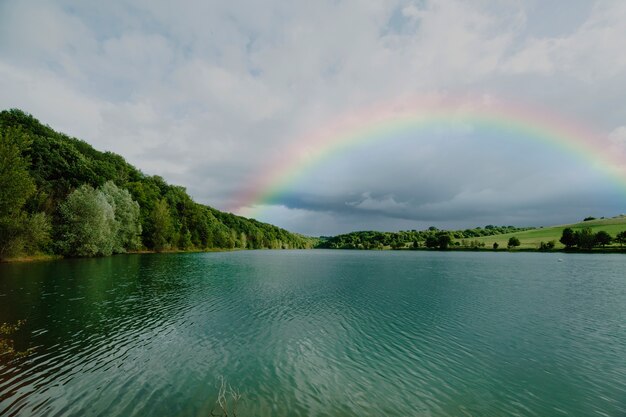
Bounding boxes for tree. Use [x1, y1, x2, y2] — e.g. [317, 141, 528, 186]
[575, 227, 596, 250]
[0, 215, 30, 259]
[616, 231, 626, 248]
[539, 240, 555, 251]
[101, 181, 142, 252]
[492, 242, 499, 250]
[391, 240, 404, 250]
[0, 127, 49, 260]
[0, 127, 35, 216]
[58, 185, 118, 256]
[1, 109, 316, 255]
[507, 236, 520, 249]
[594, 230, 612, 248]
[424, 236, 438, 249]
[150, 198, 174, 251]
[436, 233, 452, 250]
[560, 228, 576, 249]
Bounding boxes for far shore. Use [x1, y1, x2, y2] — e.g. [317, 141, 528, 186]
[3, 245, 626, 264]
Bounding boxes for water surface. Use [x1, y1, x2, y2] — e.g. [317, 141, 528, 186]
[0, 251, 625, 416]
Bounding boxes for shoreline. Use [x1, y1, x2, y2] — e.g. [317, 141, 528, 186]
[0, 248, 238, 264]
[3, 246, 626, 264]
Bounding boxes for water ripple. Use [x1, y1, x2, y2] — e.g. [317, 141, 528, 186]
[0, 251, 625, 416]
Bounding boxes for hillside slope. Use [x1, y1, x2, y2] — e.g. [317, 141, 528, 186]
[0, 109, 314, 258]
[465, 216, 626, 249]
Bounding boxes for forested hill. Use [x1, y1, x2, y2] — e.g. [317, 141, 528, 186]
[318, 226, 535, 250]
[0, 109, 314, 260]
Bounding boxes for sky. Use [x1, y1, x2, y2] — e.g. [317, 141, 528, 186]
[1, 0, 626, 236]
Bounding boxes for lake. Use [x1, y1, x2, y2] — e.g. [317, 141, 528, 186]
[0, 250, 625, 416]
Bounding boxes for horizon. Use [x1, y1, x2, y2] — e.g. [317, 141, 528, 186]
[2, 1, 626, 235]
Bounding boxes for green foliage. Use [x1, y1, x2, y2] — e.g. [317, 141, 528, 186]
[150, 198, 174, 251]
[0, 320, 33, 361]
[101, 181, 142, 252]
[575, 227, 596, 250]
[0, 109, 315, 258]
[538, 240, 556, 251]
[594, 230, 612, 247]
[583, 216, 596, 221]
[492, 242, 499, 250]
[318, 225, 532, 250]
[0, 126, 35, 215]
[424, 236, 438, 249]
[560, 228, 576, 248]
[616, 231, 626, 248]
[0, 126, 50, 260]
[507, 236, 521, 249]
[437, 233, 452, 250]
[58, 185, 118, 256]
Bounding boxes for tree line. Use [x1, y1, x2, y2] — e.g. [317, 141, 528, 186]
[560, 227, 626, 250]
[0, 109, 315, 261]
[317, 225, 533, 250]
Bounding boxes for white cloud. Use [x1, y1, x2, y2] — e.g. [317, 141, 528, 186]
[609, 126, 626, 147]
[501, 2, 626, 80]
[347, 193, 408, 213]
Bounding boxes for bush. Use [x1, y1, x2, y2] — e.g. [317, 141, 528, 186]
[507, 236, 521, 249]
[539, 240, 555, 251]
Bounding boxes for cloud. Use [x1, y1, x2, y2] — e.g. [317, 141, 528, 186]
[1, 0, 625, 234]
[347, 193, 408, 213]
[500, 2, 626, 80]
[609, 126, 626, 148]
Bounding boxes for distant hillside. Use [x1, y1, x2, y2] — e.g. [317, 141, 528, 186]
[464, 216, 626, 250]
[318, 225, 535, 250]
[0, 109, 314, 260]
[317, 217, 626, 251]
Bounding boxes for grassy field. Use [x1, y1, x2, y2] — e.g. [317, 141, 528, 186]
[460, 215, 626, 250]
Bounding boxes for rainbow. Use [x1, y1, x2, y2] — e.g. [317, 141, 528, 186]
[231, 95, 626, 216]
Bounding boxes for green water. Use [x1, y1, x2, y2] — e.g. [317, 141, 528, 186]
[0, 250, 625, 416]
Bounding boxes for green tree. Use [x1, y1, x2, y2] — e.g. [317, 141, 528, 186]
[21, 212, 51, 254]
[436, 233, 452, 250]
[178, 228, 193, 250]
[58, 185, 118, 256]
[101, 181, 142, 252]
[507, 236, 521, 249]
[575, 227, 596, 250]
[492, 242, 499, 250]
[0, 127, 49, 259]
[594, 230, 612, 248]
[0, 109, 317, 254]
[391, 240, 404, 250]
[424, 236, 438, 248]
[616, 231, 626, 248]
[0, 127, 35, 215]
[559, 228, 576, 249]
[150, 199, 174, 251]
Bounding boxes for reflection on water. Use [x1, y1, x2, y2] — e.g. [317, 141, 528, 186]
[0, 251, 625, 416]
